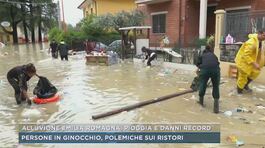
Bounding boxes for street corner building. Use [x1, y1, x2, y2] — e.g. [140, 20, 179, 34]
[135, 0, 265, 47]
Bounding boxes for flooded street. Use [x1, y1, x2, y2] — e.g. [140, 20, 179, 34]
[0, 44, 265, 148]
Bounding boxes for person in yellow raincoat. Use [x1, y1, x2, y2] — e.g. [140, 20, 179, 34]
[235, 30, 265, 94]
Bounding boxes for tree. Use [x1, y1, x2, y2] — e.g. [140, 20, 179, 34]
[0, 1, 22, 44]
[94, 10, 145, 48]
[35, 0, 58, 42]
[80, 15, 106, 41]
[48, 27, 63, 42]
[0, 0, 58, 44]
[20, 0, 29, 43]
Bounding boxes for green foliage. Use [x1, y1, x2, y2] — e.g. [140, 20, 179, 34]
[48, 9, 143, 49]
[93, 10, 145, 32]
[48, 27, 64, 42]
[194, 38, 207, 48]
[80, 15, 120, 45]
[63, 28, 86, 45]
[194, 35, 215, 48]
[80, 15, 105, 41]
[98, 32, 120, 45]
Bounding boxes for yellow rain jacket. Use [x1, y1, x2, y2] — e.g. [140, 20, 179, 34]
[235, 34, 265, 75]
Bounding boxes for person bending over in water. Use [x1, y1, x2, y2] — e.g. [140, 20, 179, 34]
[7, 63, 37, 105]
[142, 46, 157, 67]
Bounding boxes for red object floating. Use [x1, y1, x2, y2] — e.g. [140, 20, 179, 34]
[33, 93, 60, 104]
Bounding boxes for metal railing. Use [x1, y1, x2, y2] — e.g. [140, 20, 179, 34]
[149, 42, 199, 64]
[225, 10, 265, 42]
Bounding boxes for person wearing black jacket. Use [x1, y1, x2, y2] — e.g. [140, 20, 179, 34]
[142, 47, 157, 66]
[58, 41, 69, 61]
[196, 45, 220, 113]
[7, 63, 37, 105]
[49, 39, 58, 58]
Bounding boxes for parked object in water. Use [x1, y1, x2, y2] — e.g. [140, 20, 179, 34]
[33, 76, 57, 99]
[33, 93, 60, 104]
[107, 51, 119, 65]
[107, 40, 134, 54]
[94, 42, 108, 52]
[33, 76, 59, 104]
[107, 40, 122, 52]
[85, 54, 109, 66]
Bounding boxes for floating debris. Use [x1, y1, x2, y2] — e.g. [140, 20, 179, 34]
[226, 135, 244, 147]
[259, 117, 265, 122]
[253, 86, 265, 92]
[236, 140, 245, 147]
[224, 111, 233, 117]
[224, 107, 252, 117]
[256, 104, 265, 110]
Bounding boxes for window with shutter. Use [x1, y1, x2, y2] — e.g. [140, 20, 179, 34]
[152, 14, 166, 33]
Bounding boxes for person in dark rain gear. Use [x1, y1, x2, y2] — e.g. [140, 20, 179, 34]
[49, 39, 58, 58]
[58, 40, 69, 61]
[196, 40, 220, 113]
[142, 46, 157, 66]
[7, 63, 37, 105]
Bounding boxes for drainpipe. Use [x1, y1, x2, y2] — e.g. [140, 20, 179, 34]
[178, 0, 182, 49]
[94, 0, 98, 16]
[199, 0, 208, 39]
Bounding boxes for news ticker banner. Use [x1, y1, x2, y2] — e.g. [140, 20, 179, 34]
[19, 124, 220, 143]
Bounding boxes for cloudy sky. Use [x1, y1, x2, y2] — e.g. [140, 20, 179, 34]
[58, 0, 84, 26]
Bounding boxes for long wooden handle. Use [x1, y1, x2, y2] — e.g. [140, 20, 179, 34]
[92, 89, 195, 120]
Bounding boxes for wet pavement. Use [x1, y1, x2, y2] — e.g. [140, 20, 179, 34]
[0, 44, 265, 147]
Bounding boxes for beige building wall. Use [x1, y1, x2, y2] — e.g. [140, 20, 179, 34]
[94, 0, 136, 15]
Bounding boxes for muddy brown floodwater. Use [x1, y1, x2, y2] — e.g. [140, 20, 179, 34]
[0, 44, 265, 148]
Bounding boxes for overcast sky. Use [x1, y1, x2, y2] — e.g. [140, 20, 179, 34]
[58, 0, 84, 26]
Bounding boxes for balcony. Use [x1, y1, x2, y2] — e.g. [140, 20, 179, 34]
[135, 0, 171, 5]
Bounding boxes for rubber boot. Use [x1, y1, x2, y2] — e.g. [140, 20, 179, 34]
[237, 86, 243, 94]
[197, 97, 204, 106]
[244, 78, 253, 93]
[21, 94, 26, 102]
[213, 99, 219, 113]
[15, 93, 21, 105]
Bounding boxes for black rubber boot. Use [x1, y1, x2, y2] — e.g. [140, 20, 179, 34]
[237, 86, 243, 94]
[15, 93, 21, 105]
[21, 95, 26, 102]
[244, 78, 253, 93]
[214, 99, 219, 113]
[197, 97, 204, 107]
